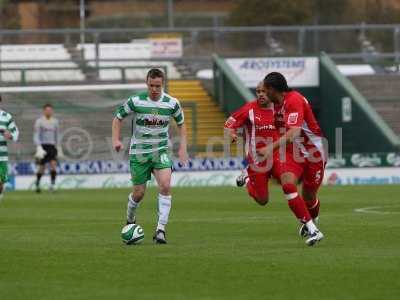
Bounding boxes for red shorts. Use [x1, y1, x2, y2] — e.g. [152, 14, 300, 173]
[246, 152, 283, 200]
[279, 151, 326, 193]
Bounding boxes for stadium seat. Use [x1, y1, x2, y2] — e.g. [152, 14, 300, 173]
[0, 44, 85, 82]
[77, 43, 181, 80]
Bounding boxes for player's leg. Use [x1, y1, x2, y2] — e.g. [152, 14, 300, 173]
[151, 151, 173, 244]
[126, 184, 146, 224]
[35, 162, 45, 193]
[153, 167, 172, 225]
[126, 154, 152, 224]
[0, 161, 8, 201]
[36, 145, 51, 193]
[236, 168, 248, 187]
[302, 160, 325, 220]
[302, 188, 319, 218]
[246, 164, 269, 206]
[280, 171, 322, 245]
[280, 171, 311, 223]
[49, 159, 57, 192]
[277, 153, 311, 223]
[299, 160, 325, 238]
[152, 168, 172, 244]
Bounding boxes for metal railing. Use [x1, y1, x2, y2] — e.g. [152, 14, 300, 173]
[0, 24, 400, 63]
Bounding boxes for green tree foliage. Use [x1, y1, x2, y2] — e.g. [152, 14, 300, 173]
[0, 0, 19, 29]
[361, 0, 400, 24]
[313, 0, 349, 24]
[228, 0, 400, 26]
[228, 0, 313, 26]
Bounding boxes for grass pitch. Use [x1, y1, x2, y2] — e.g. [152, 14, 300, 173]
[0, 185, 399, 300]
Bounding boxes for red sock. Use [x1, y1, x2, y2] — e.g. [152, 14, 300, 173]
[282, 184, 311, 223]
[246, 178, 268, 205]
[246, 181, 257, 200]
[306, 199, 320, 219]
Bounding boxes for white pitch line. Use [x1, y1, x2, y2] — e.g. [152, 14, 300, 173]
[354, 205, 400, 215]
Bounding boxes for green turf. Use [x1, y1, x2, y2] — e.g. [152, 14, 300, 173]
[0, 185, 399, 300]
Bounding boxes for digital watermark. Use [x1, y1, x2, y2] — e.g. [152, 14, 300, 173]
[56, 124, 344, 174]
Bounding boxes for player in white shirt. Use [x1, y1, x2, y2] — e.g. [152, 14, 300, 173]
[34, 104, 63, 193]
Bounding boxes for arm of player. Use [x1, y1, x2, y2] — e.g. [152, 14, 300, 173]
[33, 119, 41, 145]
[172, 101, 188, 165]
[257, 97, 304, 160]
[176, 123, 188, 165]
[257, 127, 301, 159]
[224, 105, 249, 143]
[112, 97, 135, 152]
[5, 116, 19, 142]
[32, 119, 47, 159]
[56, 123, 65, 159]
[112, 117, 124, 152]
[224, 118, 239, 143]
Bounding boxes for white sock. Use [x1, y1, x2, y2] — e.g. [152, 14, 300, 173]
[127, 193, 139, 223]
[157, 194, 172, 231]
[157, 223, 166, 232]
[305, 220, 318, 235]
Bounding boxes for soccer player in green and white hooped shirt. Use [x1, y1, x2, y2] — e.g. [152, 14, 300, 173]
[0, 95, 19, 200]
[112, 68, 188, 244]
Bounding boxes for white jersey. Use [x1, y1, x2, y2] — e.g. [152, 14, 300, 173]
[115, 91, 184, 156]
[33, 116, 60, 146]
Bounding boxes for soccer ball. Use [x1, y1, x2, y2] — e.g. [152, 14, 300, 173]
[121, 224, 144, 245]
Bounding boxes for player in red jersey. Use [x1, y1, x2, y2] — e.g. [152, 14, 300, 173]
[258, 72, 326, 246]
[224, 82, 281, 206]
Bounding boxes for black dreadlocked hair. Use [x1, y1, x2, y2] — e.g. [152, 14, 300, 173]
[263, 72, 292, 92]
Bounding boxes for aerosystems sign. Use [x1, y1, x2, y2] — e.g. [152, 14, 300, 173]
[226, 57, 319, 88]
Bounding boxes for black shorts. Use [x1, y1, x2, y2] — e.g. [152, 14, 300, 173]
[39, 144, 58, 164]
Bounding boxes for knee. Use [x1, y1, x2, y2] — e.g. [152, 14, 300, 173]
[302, 186, 316, 202]
[158, 183, 171, 195]
[132, 190, 145, 202]
[282, 183, 299, 201]
[282, 183, 297, 194]
[255, 196, 269, 206]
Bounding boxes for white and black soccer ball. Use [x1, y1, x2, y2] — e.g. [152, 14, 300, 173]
[121, 224, 144, 245]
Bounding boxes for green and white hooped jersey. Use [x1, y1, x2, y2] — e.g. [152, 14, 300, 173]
[115, 91, 184, 156]
[0, 110, 19, 162]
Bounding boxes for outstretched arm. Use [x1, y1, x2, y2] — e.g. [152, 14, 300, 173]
[112, 96, 135, 152]
[224, 106, 249, 143]
[224, 127, 238, 143]
[257, 96, 304, 159]
[112, 117, 124, 152]
[257, 127, 301, 159]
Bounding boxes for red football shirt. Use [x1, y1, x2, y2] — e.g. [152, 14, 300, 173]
[225, 100, 278, 162]
[273, 91, 326, 161]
